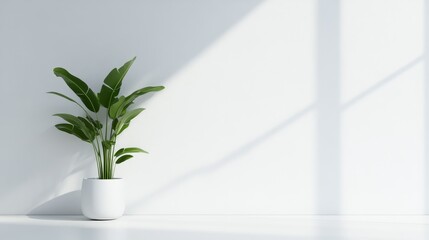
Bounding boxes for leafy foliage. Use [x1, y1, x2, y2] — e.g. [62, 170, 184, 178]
[115, 108, 145, 135]
[99, 57, 136, 108]
[49, 57, 164, 179]
[116, 155, 133, 164]
[53, 68, 100, 112]
[115, 147, 148, 157]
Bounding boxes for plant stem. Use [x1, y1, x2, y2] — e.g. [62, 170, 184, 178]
[91, 142, 102, 178]
[94, 113, 105, 178]
[105, 111, 109, 140]
[111, 135, 116, 177]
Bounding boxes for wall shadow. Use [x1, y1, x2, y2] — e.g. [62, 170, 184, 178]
[316, 0, 341, 214]
[342, 56, 423, 110]
[0, 126, 93, 214]
[27, 190, 82, 216]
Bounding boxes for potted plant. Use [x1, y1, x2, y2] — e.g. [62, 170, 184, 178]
[49, 57, 164, 220]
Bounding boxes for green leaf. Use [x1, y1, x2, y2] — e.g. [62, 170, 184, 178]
[54, 113, 95, 141]
[55, 123, 90, 142]
[116, 154, 133, 164]
[112, 118, 118, 130]
[47, 91, 86, 111]
[99, 57, 136, 108]
[55, 123, 74, 134]
[48, 92, 100, 133]
[108, 96, 126, 119]
[86, 116, 103, 129]
[53, 67, 100, 112]
[95, 120, 103, 129]
[115, 147, 148, 157]
[54, 113, 85, 129]
[119, 122, 130, 134]
[125, 86, 165, 103]
[122, 86, 164, 112]
[78, 116, 95, 132]
[115, 108, 144, 135]
[106, 86, 164, 120]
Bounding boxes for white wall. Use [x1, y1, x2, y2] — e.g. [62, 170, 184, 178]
[0, 0, 427, 214]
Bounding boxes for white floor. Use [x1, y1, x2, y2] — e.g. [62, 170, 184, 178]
[1, 215, 429, 239]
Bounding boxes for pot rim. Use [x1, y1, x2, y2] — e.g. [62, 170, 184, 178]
[83, 178, 123, 181]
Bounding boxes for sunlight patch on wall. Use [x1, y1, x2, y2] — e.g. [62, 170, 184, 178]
[123, 0, 317, 214]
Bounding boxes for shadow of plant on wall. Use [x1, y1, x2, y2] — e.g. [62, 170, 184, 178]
[28, 190, 82, 216]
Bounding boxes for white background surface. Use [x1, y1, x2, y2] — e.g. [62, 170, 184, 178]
[2, 215, 429, 240]
[0, 0, 428, 215]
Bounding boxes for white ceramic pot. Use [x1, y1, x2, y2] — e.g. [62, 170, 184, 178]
[81, 178, 125, 220]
